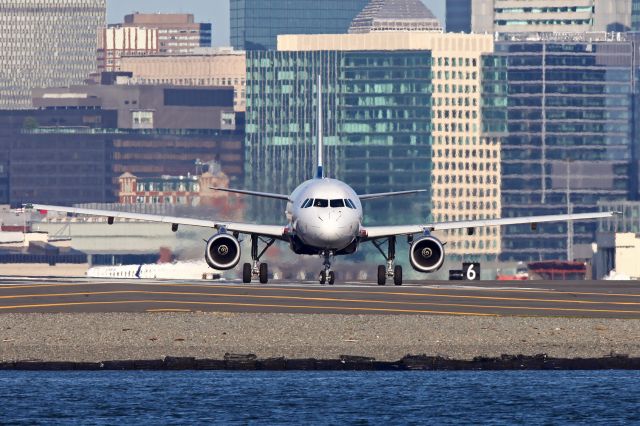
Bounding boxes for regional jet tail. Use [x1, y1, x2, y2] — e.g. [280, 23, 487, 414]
[26, 77, 619, 285]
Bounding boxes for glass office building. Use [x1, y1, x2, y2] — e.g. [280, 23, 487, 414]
[245, 49, 433, 224]
[249, 31, 501, 255]
[483, 36, 636, 261]
[446, 0, 472, 33]
[634, 0, 640, 31]
[230, 0, 369, 50]
[0, 0, 105, 109]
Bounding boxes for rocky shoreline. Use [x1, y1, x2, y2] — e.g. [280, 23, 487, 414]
[3, 312, 640, 370]
[3, 353, 640, 371]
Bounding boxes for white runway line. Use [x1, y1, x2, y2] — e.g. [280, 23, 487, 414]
[424, 284, 547, 291]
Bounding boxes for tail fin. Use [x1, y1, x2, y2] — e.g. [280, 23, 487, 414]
[316, 75, 324, 179]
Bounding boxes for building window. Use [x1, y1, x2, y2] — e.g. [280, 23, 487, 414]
[132, 110, 154, 129]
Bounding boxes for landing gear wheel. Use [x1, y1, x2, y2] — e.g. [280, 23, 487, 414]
[242, 263, 252, 283]
[393, 265, 403, 286]
[377, 265, 386, 286]
[319, 270, 327, 285]
[328, 271, 335, 285]
[259, 263, 269, 284]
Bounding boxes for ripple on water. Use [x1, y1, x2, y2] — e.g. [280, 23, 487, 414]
[1, 371, 640, 424]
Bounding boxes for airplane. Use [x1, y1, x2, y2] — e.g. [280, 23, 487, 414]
[26, 77, 618, 286]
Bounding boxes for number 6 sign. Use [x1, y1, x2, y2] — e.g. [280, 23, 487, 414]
[463, 262, 480, 281]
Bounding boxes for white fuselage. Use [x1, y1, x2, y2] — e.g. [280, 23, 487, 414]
[285, 178, 363, 251]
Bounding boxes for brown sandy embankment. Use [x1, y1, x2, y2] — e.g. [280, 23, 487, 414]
[2, 312, 640, 369]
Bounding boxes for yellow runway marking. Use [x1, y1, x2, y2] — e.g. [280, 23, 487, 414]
[1, 290, 640, 315]
[3, 281, 640, 302]
[129, 282, 640, 300]
[3, 289, 640, 308]
[2, 278, 640, 301]
[0, 299, 497, 316]
[145, 308, 192, 313]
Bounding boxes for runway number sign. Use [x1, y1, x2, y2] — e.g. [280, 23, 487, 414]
[463, 263, 480, 281]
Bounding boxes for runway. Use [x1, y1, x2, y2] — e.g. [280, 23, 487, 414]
[1, 277, 640, 318]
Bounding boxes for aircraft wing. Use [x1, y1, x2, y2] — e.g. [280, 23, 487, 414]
[358, 189, 427, 201]
[362, 211, 619, 240]
[211, 187, 291, 201]
[26, 204, 287, 240]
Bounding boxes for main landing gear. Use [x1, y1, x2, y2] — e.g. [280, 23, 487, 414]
[242, 234, 276, 284]
[372, 236, 402, 286]
[319, 250, 335, 285]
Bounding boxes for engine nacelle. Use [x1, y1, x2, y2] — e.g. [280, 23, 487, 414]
[205, 233, 241, 270]
[409, 235, 445, 273]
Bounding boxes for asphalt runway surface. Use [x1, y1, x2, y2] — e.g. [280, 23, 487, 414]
[1, 277, 640, 318]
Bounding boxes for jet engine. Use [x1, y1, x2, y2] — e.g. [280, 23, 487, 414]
[205, 233, 241, 270]
[409, 235, 445, 273]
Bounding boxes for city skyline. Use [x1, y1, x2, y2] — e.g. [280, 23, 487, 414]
[106, 0, 446, 47]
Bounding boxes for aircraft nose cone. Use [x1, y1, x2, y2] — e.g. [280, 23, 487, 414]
[306, 214, 352, 248]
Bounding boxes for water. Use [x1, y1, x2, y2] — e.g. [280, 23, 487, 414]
[1, 371, 639, 425]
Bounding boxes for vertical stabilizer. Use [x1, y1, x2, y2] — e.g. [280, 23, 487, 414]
[316, 74, 324, 179]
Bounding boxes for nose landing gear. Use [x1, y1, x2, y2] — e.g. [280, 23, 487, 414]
[319, 251, 335, 285]
[372, 236, 403, 286]
[242, 234, 275, 284]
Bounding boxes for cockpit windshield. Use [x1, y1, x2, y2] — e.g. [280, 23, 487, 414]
[302, 198, 355, 209]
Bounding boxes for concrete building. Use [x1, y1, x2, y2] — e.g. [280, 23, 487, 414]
[470, 0, 633, 34]
[98, 26, 159, 72]
[249, 30, 501, 256]
[123, 13, 211, 54]
[482, 33, 637, 261]
[595, 201, 640, 279]
[0, 0, 106, 109]
[33, 84, 237, 131]
[230, 0, 369, 50]
[119, 49, 247, 112]
[0, 81, 244, 207]
[0, 109, 117, 206]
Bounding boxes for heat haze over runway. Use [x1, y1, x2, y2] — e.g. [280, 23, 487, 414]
[1, 277, 640, 318]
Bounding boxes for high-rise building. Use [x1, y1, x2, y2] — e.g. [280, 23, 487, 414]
[230, 0, 370, 50]
[119, 48, 247, 112]
[123, 13, 211, 54]
[248, 30, 501, 256]
[0, 0, 106, 109]
[634, 0, 640, 31]
[471, 0, 633, 34]
[482, 33, 637, 261]
[97, 26, 159, 72]
[446, 0, 472, 33]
